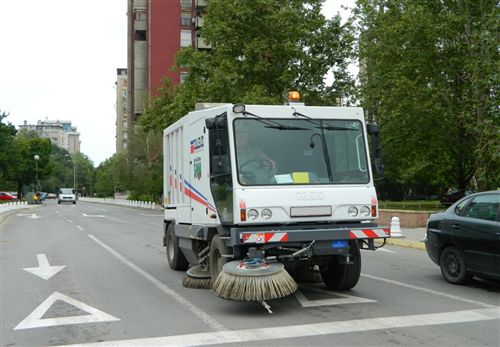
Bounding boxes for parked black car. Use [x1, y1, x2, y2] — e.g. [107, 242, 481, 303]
[440, 189, 476, 206]
[425, 190, 499, 284]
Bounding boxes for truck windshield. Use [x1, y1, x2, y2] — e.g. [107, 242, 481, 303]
[233, 118, 369, 185]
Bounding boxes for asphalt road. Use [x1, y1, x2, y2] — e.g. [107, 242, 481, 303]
[1, 200, 499, 347]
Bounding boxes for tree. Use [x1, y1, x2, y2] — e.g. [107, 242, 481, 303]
[140, 0, 357, 133]
[354, 0, 499, 195]
[0, 110, 17, 186]
[7, 131, 52, 197]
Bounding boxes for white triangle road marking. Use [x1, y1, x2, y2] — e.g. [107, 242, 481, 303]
[294, 286, 376, 307]
[14, 292, 120, 330]
[23, 254, 66, 280]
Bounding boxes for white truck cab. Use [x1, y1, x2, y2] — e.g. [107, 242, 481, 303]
[163, 102, 388, 289]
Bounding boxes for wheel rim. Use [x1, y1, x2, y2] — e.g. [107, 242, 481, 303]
[444, 252, 460, 278]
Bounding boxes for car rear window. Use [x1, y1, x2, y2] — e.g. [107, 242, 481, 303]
[462, 194, 499, 221]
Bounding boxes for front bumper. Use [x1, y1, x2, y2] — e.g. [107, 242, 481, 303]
[230, 223, 390, 246]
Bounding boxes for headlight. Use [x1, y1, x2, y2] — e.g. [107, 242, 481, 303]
[360, 206, 371, 217]
[348, 206, 359, 217]
[261, 209, 272, 219]
[247, 209, 259, 220]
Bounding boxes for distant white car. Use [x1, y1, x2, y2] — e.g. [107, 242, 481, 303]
[58, 188, 76, 204]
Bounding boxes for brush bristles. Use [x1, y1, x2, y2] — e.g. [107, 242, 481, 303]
[212, 270, 298, 301]
[183, 275, 212, 289]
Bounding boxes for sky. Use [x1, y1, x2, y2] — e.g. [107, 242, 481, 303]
[0, 0, 354, 167]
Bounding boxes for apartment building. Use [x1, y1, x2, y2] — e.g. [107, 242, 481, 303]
[19, 119, 81, 154]
[115, 68, 128, 153]
[125, 0, 209, 130]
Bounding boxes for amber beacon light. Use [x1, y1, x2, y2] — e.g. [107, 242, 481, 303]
[288, 91, 301, 102]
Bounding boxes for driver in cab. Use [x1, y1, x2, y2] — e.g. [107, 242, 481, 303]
[235, 127, 276, 184]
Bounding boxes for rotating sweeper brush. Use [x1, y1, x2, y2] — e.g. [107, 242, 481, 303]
[211, 258, 298, 302]
[183, 265, 211, 289]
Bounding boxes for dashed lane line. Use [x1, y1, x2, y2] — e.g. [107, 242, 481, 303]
[87, 234, 227, 333]
[361, 273, 496, 308]
[76, 225, 85, 231]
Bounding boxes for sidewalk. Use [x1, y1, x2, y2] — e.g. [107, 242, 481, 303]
[386, 227, 427, 250]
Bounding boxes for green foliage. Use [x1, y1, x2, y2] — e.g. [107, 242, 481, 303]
[5, 130, 52, 195]
[354, 0, 499, 194]
[140, 0, 357, 133]
[0, 110, 17, 185]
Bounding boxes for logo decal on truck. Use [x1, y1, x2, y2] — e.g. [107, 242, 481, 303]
[190, 136, 204, 154]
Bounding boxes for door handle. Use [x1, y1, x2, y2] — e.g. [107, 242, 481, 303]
[451, 224, 460, 230]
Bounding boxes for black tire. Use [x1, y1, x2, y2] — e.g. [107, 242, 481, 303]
[73, 201, 76, 204]
[166, 223, 188, 271]
[321, 241, 361, 290]
[209, 235, 229, 281]
[439, 246, 471, 284]
[58, 202, 61, 204]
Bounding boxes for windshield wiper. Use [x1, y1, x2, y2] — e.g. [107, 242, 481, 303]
[315, 125, 357, 131]
[292, 109, 356, 131]
[265, 125, 310, 130]
[243, 110, 310, 130]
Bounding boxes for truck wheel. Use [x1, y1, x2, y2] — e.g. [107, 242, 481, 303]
[209, 235, 229, 281]
[166, 223, 188, 271]
[321, 241, 361, 290]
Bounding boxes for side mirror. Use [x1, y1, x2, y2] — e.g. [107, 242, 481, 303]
[367, 123, 384, 177]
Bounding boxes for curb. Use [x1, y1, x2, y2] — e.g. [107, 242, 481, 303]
[0, 205, 41, 226]
[386, 238, 426, 251]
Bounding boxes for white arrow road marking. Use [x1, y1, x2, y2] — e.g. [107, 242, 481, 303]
[16, 213, 41, 219]
[14, 292, 120, 330]
[294, 286, 376, 307]
[139, 213, 163, 216]
[81, 213, 105, 218]
[23, 254, 65, 280]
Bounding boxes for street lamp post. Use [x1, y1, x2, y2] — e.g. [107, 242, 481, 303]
[66, 154, 77, 192]
[34, 155, 40, 192]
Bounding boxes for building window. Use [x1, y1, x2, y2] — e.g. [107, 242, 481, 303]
[135, 30, 146, 41]
[123, 142, 127, 150]
[123, 121, 128, 129]
[123, 132, 128, 140]
[180, 0, 191, 10]
[180, 30, 192, 47]
[180, 72, 188, 84]
[136, 11, 146, 21]
[180, 12, 191, 26]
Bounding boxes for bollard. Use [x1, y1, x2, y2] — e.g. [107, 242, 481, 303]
[152, 202, 155, 210]
[390, 216, 403, 238]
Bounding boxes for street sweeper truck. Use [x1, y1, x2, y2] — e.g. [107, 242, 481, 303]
[163, 95, 390, 302]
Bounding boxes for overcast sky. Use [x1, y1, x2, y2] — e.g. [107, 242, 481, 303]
[0, 0, 354, 167]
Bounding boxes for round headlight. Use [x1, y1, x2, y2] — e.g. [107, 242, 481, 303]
[261, 209, 272, 219]
[348, 206, 359, 217]
[247, 209, 259, 220]
[360, 206, 371, 217]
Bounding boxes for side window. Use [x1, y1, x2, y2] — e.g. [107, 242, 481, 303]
[455, 198, 470, 216]
[462, 195, 499, 221]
